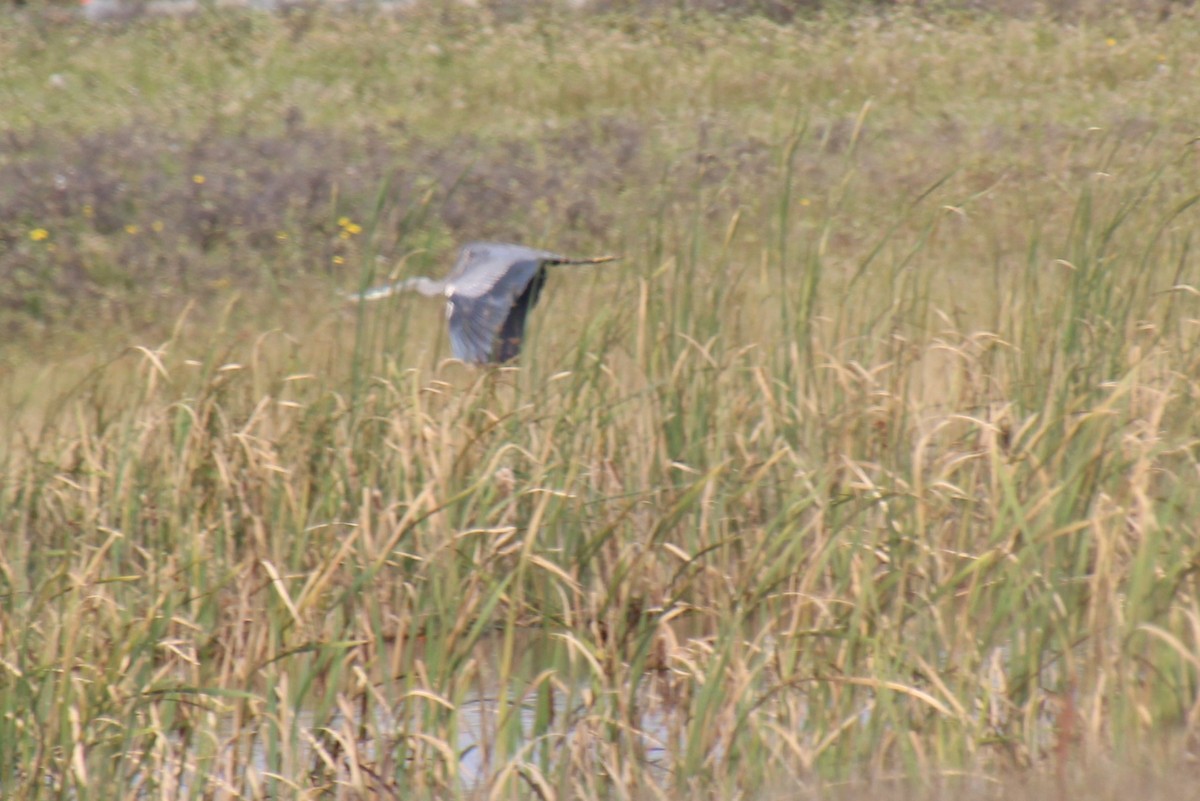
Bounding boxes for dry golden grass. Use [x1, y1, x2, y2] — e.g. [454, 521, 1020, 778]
[4, 3, 1200, 799]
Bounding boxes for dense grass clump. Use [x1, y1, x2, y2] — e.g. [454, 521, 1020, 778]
[3, 4, 1200, 799]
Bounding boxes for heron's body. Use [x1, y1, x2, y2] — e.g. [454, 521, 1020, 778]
[347, 242, 617, 364]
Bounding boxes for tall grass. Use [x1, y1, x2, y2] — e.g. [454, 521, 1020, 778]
[4, 4, 1200, 799]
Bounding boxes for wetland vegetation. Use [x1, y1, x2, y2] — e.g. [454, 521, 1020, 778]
[3, 1, 1200, 798]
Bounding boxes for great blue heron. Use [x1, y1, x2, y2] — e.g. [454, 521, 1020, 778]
[347, 242, 618, 364]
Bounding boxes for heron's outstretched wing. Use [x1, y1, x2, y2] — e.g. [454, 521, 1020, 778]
[437, 242, 620, 363]
[446, 253, 544, 363]
[444, 242, 562, 300]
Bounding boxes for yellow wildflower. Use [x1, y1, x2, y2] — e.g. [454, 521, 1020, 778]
[192, 174, 206, 185]
[29, 228, 49, 242]
[125, 224, 139, 235]
[333, 255, 345, 265]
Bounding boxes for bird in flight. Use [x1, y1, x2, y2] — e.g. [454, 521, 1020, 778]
[346, 242, 618, 364]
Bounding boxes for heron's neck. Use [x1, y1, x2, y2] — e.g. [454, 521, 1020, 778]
[404, 277, 444, 297]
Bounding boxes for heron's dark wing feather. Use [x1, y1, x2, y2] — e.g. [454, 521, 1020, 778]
[493, 268, 547, 362]
[446, 257, 544, 363]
